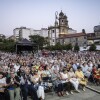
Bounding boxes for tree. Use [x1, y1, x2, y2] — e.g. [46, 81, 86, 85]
[74, 43, 80, 51]
[0, 39, 16, 52]
[0, 38, 3, 42]
[29, 35, 46, 50]
[66, 43, 73, 50]
[89, 44, 96, 51]
[53, 42, 61, 50]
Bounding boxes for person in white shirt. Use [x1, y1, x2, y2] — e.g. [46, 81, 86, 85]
[68, 68, 80, 92]
[0, 73, 6, 92]
[14, 63, 20, 72]
[60, 70, 73, 95]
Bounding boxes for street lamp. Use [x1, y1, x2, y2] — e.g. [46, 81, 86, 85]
[55, 11, 58, 44]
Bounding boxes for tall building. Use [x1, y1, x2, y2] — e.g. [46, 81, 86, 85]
[48, 26, 59, 45]
[59, 10, 69, 35]
[13, 27, 30, 41]
[13, 27, 48, 41]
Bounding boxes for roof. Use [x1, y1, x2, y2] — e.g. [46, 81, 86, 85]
[86, 33, 95, 38]
[48, 26, 59, 29]
[86, 33, 94, 35]
[86, 33, 100, 40]
[59, 32, 86, 39]
[17, 38, 34, 46]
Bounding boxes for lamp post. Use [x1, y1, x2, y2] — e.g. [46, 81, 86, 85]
[55, 11, 58, 45]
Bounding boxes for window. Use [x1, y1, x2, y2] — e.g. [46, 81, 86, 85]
[84, 42, 87, 44]
[76, 38, 78, 41]
[52, 30, 54, 33]
[84, 36, 87, 39]
[53, 39, 55, 42]
[62, 29, 65, 33]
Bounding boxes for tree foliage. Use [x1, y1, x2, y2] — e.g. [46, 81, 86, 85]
[74, 43, 80, 51]
[29, 35, 48, 50]
[89, 44, 96, 51]
[45, 43, 73, 51]
[0, 39, 16, 52]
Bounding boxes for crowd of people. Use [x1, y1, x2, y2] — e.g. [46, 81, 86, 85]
[0, 50, 100, 100]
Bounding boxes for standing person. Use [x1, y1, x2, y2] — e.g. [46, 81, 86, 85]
[6, 72, 21, 100]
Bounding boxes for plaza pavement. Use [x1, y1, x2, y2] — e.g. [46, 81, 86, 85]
[28, 88, 100, 100]
[87, 82, 100, 92]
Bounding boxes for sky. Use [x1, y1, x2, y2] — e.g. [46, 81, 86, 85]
[0, 0, 100, 36]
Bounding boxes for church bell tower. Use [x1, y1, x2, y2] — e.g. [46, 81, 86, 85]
[59, 10, 69, 35]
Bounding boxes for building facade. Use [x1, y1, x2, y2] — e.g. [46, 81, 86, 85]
[13, 27, 48, 41]
[87, 25, 100, 45]
[48, 11, 86, 46]
[58, 32, 87, 47]
[48, 11, 71, 45]
[0, 34, 5, 40]
[48, 26, 59, 45]
[59, 11, 69, 35]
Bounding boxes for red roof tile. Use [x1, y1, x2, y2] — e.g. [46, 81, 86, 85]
[59, 33, 86, 39]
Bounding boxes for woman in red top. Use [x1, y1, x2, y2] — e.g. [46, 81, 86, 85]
[92, 65, 100, 85]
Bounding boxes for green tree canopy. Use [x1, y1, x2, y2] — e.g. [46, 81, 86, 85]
[89, 44, 96, 51]
[0, 39, 16, 52]
[74, 43, 80, 52]
[29, 35, 47, 50]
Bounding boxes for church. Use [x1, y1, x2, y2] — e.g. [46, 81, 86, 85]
[48, 11, 87, 48]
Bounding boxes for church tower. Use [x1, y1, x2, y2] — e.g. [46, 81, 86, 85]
[59, 10, 69, 35]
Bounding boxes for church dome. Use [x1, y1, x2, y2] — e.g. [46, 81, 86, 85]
[59, 10, 64, 16]
[64, 15, 67, 18]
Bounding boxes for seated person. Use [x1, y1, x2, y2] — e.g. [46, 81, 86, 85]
[0, 72, 6, 92]
[31, 70, 45, 100]
[0, 72, 8, 100]
[75, 67, 88, 91]
[51, 70, 63, 97]
[42, 65, 51, 81]
[6, 71, 21, 100]
[92, 66, 100, 85]
[20, 67, 38, 100]
[60, 69, 73, 95]
[68, 68, 80, 92]
[38, 66, 44, 76]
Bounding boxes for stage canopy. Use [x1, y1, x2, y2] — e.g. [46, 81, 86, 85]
[16, 38, 34, 54]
